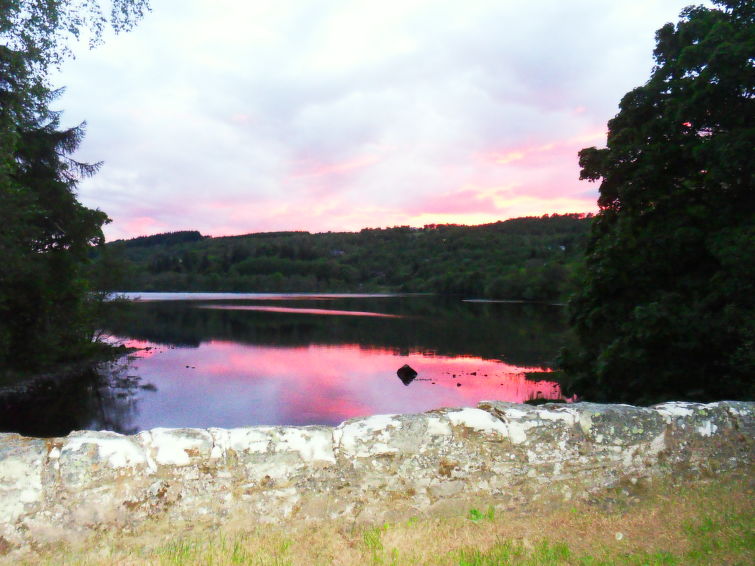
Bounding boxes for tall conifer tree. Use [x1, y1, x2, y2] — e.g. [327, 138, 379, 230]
[0, 1, 149, 370]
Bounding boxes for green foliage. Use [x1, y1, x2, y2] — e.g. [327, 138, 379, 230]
[95, 214, 592, 301]
[683, 507, 755, 561]
[0, 1, 149, 372]
[0, 55, 107, 369]
[467, 506, 495, 522]
[561, 1, 754, 404]
[0, 1, 150, 71]
[363, 524, 398, 566]
[458, 539, 570, 565]
[362, 525, 384, 553]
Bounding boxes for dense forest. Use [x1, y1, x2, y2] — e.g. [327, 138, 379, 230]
[94, 214, 591, 301]
[0, 1, 149, 373]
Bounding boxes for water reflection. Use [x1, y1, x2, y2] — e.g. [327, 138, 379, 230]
[200, 305, 401, 318]
[1, 294, 574, 435]
[112, 339, 565, 429]
[0, 358, 151, 437]
[115, 292, 400, 302]
[104, 294, 569, 367]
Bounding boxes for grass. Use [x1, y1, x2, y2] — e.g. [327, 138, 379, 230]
[5, 471, 752, 565]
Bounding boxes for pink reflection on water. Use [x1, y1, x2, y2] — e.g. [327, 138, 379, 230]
[121, 340, 570, 429]
[104, 338, 164, 359]
[199, 305, 401, 318]
[120, 292, 400, 302]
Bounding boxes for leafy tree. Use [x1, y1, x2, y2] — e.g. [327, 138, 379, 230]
[561, 1, 754, 403]
[0, 1, 149, 371]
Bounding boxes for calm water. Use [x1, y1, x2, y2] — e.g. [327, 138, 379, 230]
[0, 293, 572, 436]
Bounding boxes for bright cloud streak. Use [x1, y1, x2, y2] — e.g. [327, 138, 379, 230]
[49, 0, 708, 240]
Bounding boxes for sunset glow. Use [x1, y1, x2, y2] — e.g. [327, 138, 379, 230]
[120, 338, 569, 429]
[50, 0, 700, 239]
[199, 305, 402, 318]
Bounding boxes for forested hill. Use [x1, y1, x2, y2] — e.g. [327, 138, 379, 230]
[94, 214, 592, 301]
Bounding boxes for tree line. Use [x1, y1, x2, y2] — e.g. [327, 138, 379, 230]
[93, 214, 591, 302]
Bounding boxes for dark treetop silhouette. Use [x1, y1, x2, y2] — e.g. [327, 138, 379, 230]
[560, 0, 754, 404]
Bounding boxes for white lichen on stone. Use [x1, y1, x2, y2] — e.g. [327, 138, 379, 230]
[333, 414, 402, 458]
[504, 420, 530, 444]
[536, 407, 579, 425]
[446, 408, 508, 436]
[498, 407, 532, 420]
[225, 427, 274, 454]
[425, 416, 452, 437]
[696, 421, 718, 437]
[649, 432, 666, 455]
[653, 402, 697, 421]
[578, 412, 593, 435]
[63, 433, 147, 469]
[278, 428, 335, 463]
[146, 428, 213, 467]
[0, 440, 46, 524]
[1, 458, 42, 505]
[207, 428, 229, 459]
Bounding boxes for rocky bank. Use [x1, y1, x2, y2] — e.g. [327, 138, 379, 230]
[0, 401, 752, 553]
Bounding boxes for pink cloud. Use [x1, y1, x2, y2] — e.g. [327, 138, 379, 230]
[289, 154, 380, 179]
[403, 201, 596, 229]
[405, 187, 501, 215]
[481, 129, 606, 170]
[102, 128, 604, 241]
[120, 216, 166, 237]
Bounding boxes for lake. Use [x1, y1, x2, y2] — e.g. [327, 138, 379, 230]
[0, 293, 572, 436]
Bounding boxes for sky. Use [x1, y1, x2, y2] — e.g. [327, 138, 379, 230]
[51, 0, 704, 241]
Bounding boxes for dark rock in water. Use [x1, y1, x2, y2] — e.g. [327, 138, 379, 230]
[396, 364, 418, 386]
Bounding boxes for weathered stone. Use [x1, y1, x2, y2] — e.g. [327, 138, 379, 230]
[0, 401, 751, 553]
[59, 430, 150, 486]
[0, 435, 47, 531]
[140, 427, 213, 468]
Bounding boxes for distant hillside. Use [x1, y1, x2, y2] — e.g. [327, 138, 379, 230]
[92, 214, 592, 301]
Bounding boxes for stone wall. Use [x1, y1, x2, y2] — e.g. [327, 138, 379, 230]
[0, 401, 752, 550]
